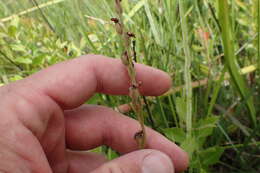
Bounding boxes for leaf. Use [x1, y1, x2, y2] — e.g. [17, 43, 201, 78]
[181, 137, 198, 156]
[87, 94, 101, 105]
[8, 25, 17, 37]
[199, 168, 208, 173]
[7, 16, 20, 37]
[10, 75, 23, 81]
[163, 127, 186, 143]
[90, 146, 102, 153]
[33, 55, 45, 65]
[175, 97, 186, 123]
[194, 116, 219, 139]
[199, 146, 224, 166]
[125, 0, 145, 21]
[10, 15, 20, 28]
[11, 44, 27, 52]
[144, 0, 163, 46]
[107, 148, 119, 160]
[15, 57, 32, 64]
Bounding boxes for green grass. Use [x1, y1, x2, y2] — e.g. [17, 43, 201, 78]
[0, 0, 259, 172]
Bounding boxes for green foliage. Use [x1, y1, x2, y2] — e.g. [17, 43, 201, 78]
[164, 115, 220, 170]
[0, 0, 259, 172]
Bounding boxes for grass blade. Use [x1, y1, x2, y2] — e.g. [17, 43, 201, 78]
[218, 0, 256, 127]
[144, 0, 163, 46]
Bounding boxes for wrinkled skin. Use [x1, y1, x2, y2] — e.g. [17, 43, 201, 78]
[0, 55, 188, 173]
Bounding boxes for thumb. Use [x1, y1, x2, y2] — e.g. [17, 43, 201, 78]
[90, 149, 174, 173]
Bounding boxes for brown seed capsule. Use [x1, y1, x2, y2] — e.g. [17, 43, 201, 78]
[127, 32, 136, 38]
[134, 130, 144, 140]
[132, 85, 137, 89]
[111, 18, 119, 23]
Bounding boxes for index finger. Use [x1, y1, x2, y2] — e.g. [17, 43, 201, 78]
[21, 54, 171, 109]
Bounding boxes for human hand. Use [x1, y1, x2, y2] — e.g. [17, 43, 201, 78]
[0, 55, 188, 173]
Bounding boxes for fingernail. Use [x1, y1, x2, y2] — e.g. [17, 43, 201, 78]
[142, 152, 174, 173]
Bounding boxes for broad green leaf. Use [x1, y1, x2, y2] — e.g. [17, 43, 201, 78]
[163, 127, 186, 143]
[33, 55, 45, 65]
[194, 116, 219, 139]
[199, 146, 224, 166]
[181, 137, 197, 156]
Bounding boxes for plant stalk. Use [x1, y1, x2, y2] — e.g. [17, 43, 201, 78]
[112, 0, 146, 149]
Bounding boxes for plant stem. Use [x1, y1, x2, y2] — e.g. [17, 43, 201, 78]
[112, 0, 146, 149]
[179, 0, 193, 138]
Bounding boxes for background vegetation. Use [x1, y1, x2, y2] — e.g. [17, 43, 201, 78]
[0, 0, 259, 172]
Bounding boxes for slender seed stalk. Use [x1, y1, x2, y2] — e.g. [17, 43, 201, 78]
[112, 0, 146, 149]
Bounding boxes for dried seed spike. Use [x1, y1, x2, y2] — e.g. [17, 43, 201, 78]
[113, 0, 146, 149]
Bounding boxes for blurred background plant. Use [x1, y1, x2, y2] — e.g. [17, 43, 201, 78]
[0, 0, 259, 172]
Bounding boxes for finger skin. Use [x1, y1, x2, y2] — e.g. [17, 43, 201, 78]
[65, 105, 189, 172]
[0, 54, 174, 173]
[20, 54, 171, 109]
[67, 150, 107, 173]
[90, 150, 174, 173]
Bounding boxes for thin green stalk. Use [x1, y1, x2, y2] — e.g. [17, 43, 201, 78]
[221, 141, 260, 149]
[157, 97, 169, 128]
[207, 67, 227, 117]
[168, 95, 179, 127]
[217, 123, 238, 152]
[257, 0, 260, 68]
[179, 0, 193, 138]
